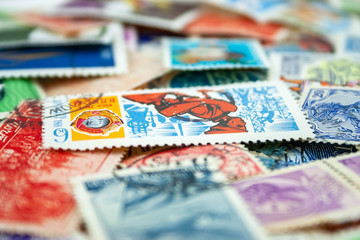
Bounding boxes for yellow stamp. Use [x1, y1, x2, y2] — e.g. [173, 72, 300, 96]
[70, 96, 125, 141]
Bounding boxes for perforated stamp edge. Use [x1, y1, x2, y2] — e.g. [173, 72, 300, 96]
[42, 81, 315, 150]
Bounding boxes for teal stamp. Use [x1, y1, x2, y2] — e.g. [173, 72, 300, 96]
[164, 38, 269, 70]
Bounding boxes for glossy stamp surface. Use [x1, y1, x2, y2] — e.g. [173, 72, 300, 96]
[232, 163, 360, 231]
[300, 86, 360, 143]
[73, 166, 267, 240]
[164, 38, 269, 70]
[43, 82, 314, 150]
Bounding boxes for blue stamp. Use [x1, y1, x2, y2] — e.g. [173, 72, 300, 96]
[0, 23, 127, 78]
[301, 87, 360, 143]
[345, 35, 360, 53]
[164, 38, 269, 70]
[43, 82, 314, 149]
[120, 82, 312, 144]
[246, 140, 356, 170]
[281, 141, 356, 167]
[74, 166, 266, 240]
[142, 70, 267, 89]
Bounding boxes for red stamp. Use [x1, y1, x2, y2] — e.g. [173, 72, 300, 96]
[184, 10, 287, 42]
[0, 101, 122, 236]
[121, 144, 266, 181]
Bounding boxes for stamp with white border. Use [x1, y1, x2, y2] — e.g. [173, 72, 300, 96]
[42, 81, 314, 150]
[72, 165, 268, 240]
[232, 161, 360, 232]
[300, 85, 360, 144]
[163, 38, 269, 71]
[0, 23, 127, 78]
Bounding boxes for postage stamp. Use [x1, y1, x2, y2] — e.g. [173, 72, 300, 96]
[163, 38, 269, 70]
[270, 53, 360, 86]
[72, 165, 268, 240]
[14, 12, 107, 39]
[113, 2, 201, 31]
[136, 69, 267, 89]
[265, 34, 334, 55]
[0, 23, 127, 78]
[207, 0, 289, 23]
[0, 78, 44, 116]
[246, 141, 357, 170]
[42, 81, 314, 150]
[52, 0, 200, 31]
[183, 9, 288, 42]
[300, 86, 360, 144]
[1, 13, 110, 48]
[120, 144, 267, 181]
[232, 162, 360, 232]
[273, 1, 352, 36]
[326, 152, 360, 188]
[336, 34, 360, 55]
[0, 100, 123, 236]
[41, 45, 168, 96]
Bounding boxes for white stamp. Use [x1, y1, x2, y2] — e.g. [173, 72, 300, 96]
[42, 81, 314, 150]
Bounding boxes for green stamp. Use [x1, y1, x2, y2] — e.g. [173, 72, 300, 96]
[0, 78, 43, 113]
[306, 58, 360, 85]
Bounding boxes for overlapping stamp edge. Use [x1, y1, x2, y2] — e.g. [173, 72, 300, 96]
[244, 139, 360, 173]
[0, 23, 128, 78]
[41, 81, 315, 150]
[299, 84, 360, 146]
[71, 165, 269, 240]
[232, 160, 360, 233]
[162, 37, 270, 70]
[323, 151, 360, 190]
[117, 143, 269, 181]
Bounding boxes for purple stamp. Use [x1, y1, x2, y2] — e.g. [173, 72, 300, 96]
[232, 163, 360, 232]
[326, 152, 360, 188]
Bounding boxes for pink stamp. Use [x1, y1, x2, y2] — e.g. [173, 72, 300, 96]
[232, 163, 360, 232]
[121, 144, 267, 181]
[0, 101, 123, 236]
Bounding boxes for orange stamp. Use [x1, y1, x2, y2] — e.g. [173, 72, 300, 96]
[69, 96, 125, 141]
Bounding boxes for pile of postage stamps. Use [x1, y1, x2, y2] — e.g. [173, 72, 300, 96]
[1, 0, 360, 239]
